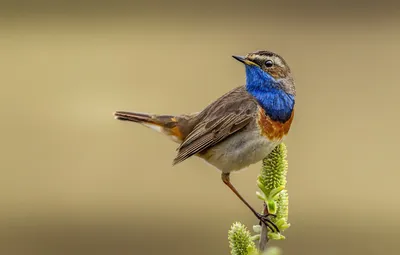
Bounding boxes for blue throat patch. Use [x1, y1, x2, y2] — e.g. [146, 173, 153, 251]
[245, 65, 294, 123]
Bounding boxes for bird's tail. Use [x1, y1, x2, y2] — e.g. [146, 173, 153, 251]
[114, 111, 186, 143]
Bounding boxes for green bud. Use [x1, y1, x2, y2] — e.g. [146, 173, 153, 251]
[228, 222, 257, 255]
[257, 143, 290, 239]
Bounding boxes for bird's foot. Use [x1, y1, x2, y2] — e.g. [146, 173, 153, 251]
[256, 212, 280, 233]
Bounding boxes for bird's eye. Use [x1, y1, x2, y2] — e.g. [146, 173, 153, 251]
[265, 60, 274, 67]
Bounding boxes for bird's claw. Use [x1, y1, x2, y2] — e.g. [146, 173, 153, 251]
[256, 213, 280, 233]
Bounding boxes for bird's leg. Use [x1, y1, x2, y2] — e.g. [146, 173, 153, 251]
[221, 173, 279, 233]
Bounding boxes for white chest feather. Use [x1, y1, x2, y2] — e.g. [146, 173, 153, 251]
[200, 129, 283, 173]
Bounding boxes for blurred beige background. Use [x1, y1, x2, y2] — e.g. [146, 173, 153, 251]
[0, 1, 399, 254]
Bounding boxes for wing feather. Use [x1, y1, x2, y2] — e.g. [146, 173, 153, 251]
[172, 86, 257, 165]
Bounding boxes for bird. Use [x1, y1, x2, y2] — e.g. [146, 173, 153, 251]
[114, 50, 295, 232]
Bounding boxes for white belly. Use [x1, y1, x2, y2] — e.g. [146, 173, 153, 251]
[200, 129, 282, 173]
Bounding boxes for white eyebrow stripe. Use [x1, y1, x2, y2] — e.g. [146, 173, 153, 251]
[249, 54, 285, 68]
[272, 56, 283, 67]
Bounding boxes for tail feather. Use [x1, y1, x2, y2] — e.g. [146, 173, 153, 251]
[114, 111, 185, 143]
[114, 111, 153, 123]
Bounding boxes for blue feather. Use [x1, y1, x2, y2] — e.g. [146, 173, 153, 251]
[245, 65, 294, 123]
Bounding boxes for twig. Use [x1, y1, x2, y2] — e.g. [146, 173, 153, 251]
[258, 202, 269, 252]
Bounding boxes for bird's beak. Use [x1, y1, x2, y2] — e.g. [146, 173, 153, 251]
[232, 55, 258, 66]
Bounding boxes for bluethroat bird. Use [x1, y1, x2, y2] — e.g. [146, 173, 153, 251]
[114, 50, 295, 232]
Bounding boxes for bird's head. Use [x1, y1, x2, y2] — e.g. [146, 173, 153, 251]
[233, 50, 295, 96]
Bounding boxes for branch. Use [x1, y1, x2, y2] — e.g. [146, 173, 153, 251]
[258, 202, 270, 252]
[228, 143, 290, 255]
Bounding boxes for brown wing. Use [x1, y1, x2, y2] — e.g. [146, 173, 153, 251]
[172, 86, 258, 165]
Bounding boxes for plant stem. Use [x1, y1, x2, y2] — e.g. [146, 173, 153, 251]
[258, 202, 269, 252]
